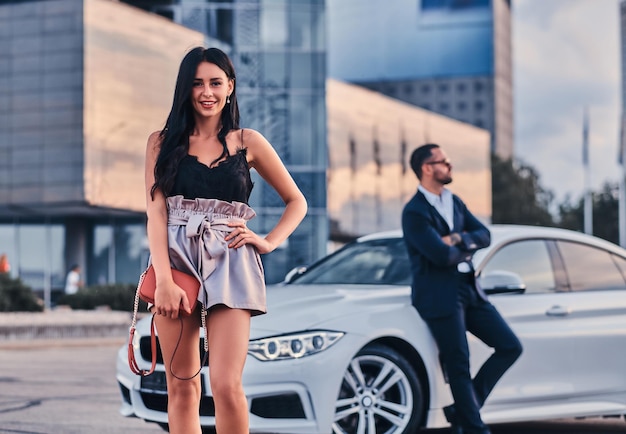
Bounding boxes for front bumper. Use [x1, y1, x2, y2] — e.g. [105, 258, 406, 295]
[116, 332, 362, 433]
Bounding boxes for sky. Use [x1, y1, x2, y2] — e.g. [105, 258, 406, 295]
[513, 0, 622, 203]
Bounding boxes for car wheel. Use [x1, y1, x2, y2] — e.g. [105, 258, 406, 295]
[332, 344, 424, 434]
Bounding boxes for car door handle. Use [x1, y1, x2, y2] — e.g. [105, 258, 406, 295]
[546, 305, 571, 317]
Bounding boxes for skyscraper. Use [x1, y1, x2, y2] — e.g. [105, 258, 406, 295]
[327, 0, 513, 159]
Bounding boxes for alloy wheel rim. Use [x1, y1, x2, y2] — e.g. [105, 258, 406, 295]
[332, 354, 413, 434]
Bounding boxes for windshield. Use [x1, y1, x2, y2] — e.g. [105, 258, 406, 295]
[291, 238, 411, 285]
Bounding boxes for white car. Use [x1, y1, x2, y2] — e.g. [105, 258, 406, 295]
[116, 225, 626, 433]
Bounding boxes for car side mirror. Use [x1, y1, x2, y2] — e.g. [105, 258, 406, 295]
[478, 270, 526, 295]
[284, 266, 307, 284]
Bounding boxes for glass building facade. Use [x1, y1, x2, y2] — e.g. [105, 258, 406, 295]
[327, 0, 512, 159]
[0, 0, 327, 306]
[0, 0, 205, 305]
[121, 0, 328, 283]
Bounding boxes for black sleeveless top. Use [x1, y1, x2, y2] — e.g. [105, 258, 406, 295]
[170, 146, 254, 204]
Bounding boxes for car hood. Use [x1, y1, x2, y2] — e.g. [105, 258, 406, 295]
[249, 283, 411, 339]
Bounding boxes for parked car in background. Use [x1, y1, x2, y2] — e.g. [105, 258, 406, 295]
[117, 225, 626, 433]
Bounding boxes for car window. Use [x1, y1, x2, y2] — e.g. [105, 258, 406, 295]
[611, 253, 626, 281]
[292, 239, 411, 285]
[556, 241, 626, 292]
[480, 239, 556, 294]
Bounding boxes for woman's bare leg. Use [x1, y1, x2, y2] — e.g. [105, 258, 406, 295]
[154, 307, 203, 434]
[207, 305, 251, 434]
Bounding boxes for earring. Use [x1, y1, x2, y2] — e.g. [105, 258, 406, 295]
[226, 95, 231, 104]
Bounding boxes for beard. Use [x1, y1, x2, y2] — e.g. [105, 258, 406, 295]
[436, 174, 453, 185]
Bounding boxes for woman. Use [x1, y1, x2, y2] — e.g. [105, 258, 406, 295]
[145, 47, 307, 434]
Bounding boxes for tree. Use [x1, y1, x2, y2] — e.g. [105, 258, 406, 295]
[0, 273, 44, 312]
[557, 182, 619, 244]
[491, 155, 555, 226]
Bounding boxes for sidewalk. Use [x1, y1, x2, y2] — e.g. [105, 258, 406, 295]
[0, 308, 137, 346]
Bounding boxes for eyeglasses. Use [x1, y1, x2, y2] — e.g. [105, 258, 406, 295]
[424, 159, 452, 168]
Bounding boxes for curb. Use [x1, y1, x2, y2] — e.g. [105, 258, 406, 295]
[0, 336, 126, 349]
[0, 310, 141, 344]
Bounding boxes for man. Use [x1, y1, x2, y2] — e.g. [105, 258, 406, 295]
[402, 144, 522, 434]
[64, 264, 83, 295]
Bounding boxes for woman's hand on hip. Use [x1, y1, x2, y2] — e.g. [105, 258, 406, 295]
[226, 222, 274, 254]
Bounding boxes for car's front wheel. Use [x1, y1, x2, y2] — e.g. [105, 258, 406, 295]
[332, 344, 424, 434]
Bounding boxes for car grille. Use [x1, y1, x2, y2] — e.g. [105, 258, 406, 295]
[140, 372, 215, 415]
[250, 393, 306, 419]
[139, 335, 207, 364]
[140, 391, 306, 419]
[140, 372, 168, 394]
[140, 392, 216, 416]
[138, 372, 305, 420]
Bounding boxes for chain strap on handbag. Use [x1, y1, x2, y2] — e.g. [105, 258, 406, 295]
[128, 268, 157, 376]
[127, 266, 209, 378]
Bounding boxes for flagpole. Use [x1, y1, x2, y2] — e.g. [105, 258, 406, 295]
[373, 125, 382, 232]
[400, 124, 407, 203]
[583, 107, 592, 235]
[618, 113, 626, 247]
[349, 134, 358, 236]
[618, 165, 626, 248]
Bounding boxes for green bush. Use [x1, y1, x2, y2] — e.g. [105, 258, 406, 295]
[0, 272, 44, 312]
[56, 283, 147, 312]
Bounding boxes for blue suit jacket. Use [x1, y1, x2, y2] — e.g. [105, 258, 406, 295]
[402, 190, 491, 319]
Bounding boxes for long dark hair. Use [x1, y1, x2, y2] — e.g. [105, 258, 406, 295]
[151, 47, 240, 199]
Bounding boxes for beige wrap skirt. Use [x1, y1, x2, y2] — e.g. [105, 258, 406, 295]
[160, 195, 266, 316]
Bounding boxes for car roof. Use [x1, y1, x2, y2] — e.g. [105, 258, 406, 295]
[357, 224, 626, 257]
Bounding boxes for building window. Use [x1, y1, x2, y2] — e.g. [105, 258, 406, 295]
[90, 221, 147, 285]
[421, 0, 490, 10]
[474, 81, 484, 93]
[456, 82, 466, 93]
[421, 84, 431, 94]
[438, 83, 449, 93]
[439, 102, 449, 112]
[475, 100, 484, 111]
[474, 119, 484, 128]
[457, 101, 467, 111]
[404, 84, 413, 94]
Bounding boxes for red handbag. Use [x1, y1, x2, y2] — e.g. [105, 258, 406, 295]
[138, 265, 200, 314]
[128, 266, 201, 376]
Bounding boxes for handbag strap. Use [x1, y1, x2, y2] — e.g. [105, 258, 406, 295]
[128, 270, 208, 379]
[128, 314, 157, 376]
[169, 308, 209, 381]
[128, 270, 157, 376]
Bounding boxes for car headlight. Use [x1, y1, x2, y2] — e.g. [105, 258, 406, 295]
[248, 330, 344, 361]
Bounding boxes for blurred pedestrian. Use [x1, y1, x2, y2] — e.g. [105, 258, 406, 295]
[402, 144, 522, 434]
[64, 264, 82, 295]
[145, 47, 307, 434]
[0, 254, 9, 274]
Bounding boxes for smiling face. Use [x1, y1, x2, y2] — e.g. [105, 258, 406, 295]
[190, 61, 234, 119]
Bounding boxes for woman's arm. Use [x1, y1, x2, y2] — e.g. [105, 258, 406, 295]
[145, 132, 191, 317]
[227, 129, 307, 253]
